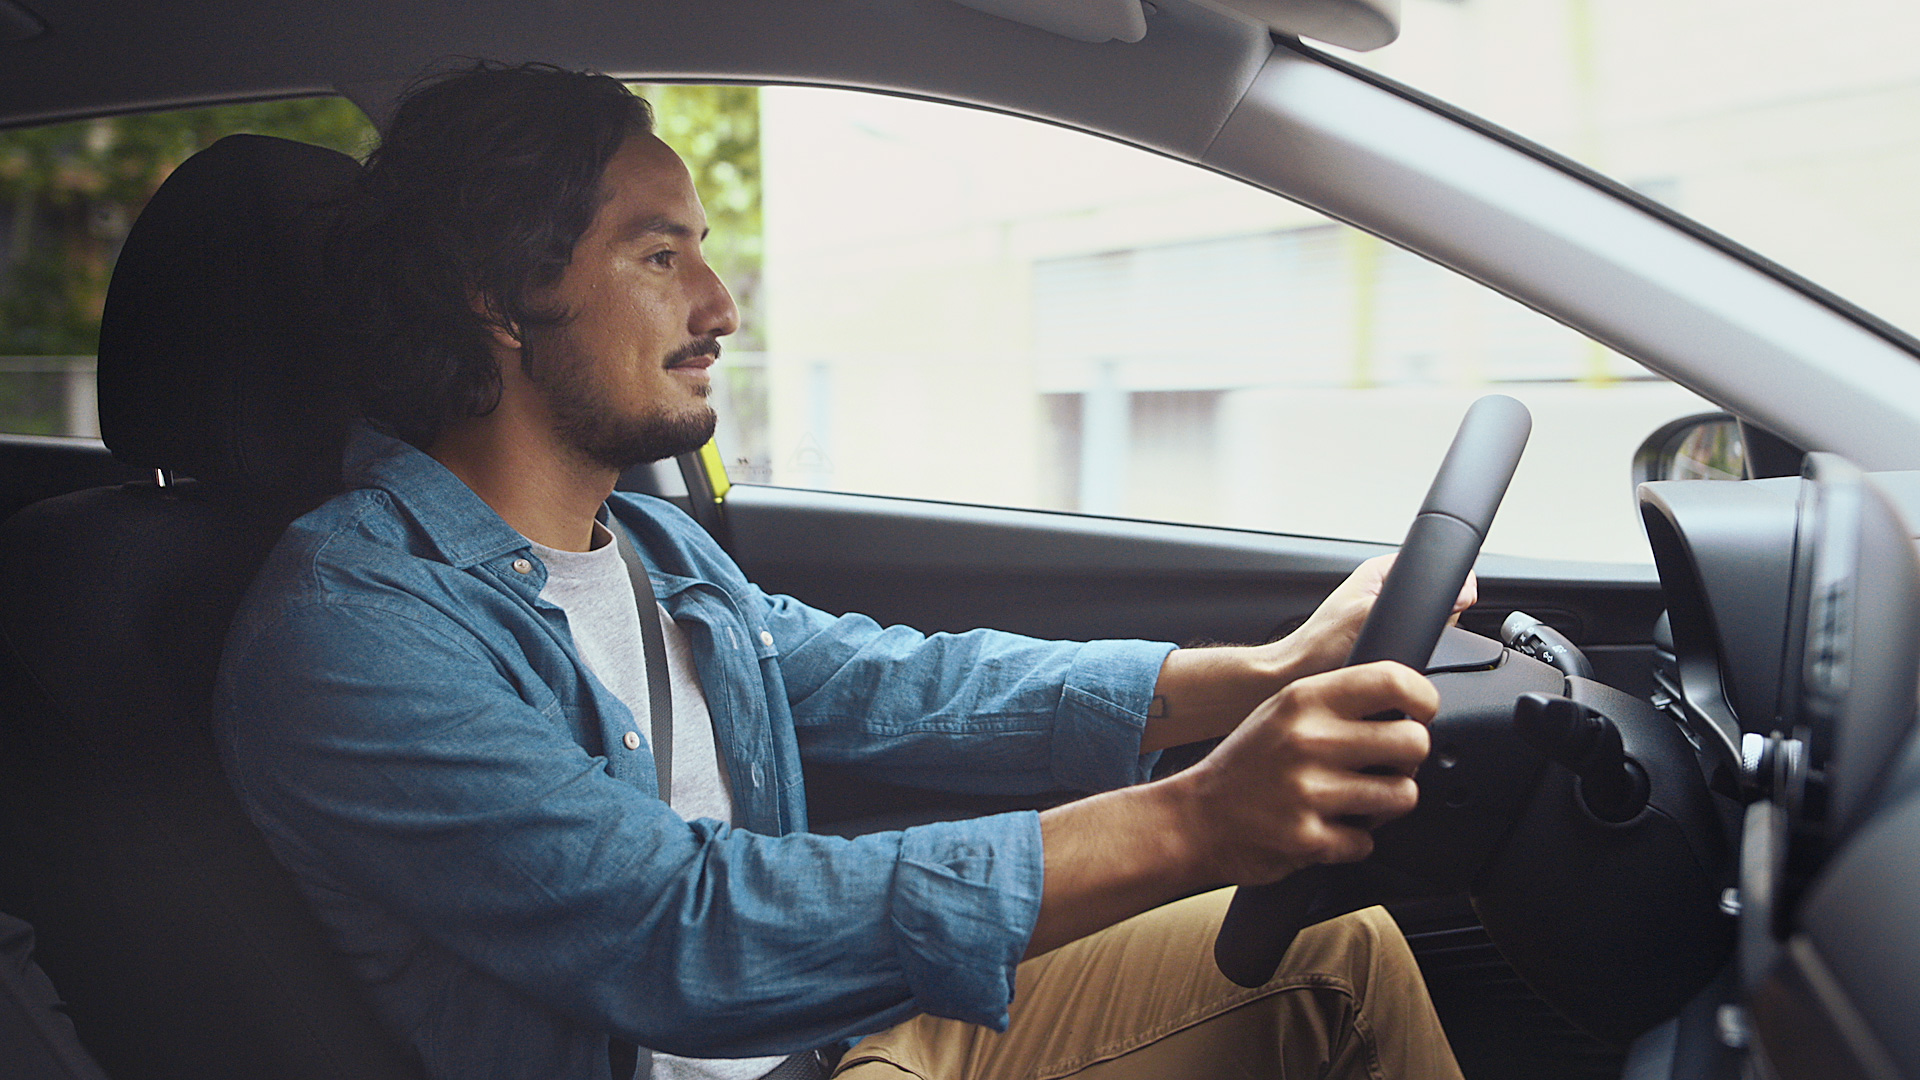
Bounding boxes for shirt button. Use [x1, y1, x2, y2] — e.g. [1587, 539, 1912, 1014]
[623, 731, 641, 751]
[511, 558, 533, 574]
[759, 630, 774, 647]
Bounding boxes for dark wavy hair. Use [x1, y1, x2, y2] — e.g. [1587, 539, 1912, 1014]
[331, 61, 654, 446]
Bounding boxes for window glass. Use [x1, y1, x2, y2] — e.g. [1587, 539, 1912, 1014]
[0, 98, 375, 438]
[1330, 0, 1920, 340]
[682, 86, 1711, 563]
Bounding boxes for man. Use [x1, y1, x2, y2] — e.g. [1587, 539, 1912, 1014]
[215, 63, 1466, 1080]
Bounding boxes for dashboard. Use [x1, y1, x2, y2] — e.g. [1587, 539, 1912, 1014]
[1639, 464, 1920, 1078]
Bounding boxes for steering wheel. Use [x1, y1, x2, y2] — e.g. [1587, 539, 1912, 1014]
[1213, 393, 1532, 987]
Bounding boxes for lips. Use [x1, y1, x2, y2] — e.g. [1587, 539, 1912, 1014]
[664, 338, 721, 371]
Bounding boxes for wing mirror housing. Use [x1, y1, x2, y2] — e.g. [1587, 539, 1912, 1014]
[1633, 413, 1806, 488]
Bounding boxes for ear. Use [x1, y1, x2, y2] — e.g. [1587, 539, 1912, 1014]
[469, 290, 524, 352]
[489, 320, 524, 353]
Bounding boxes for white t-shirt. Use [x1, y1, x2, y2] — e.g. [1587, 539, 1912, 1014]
[532, 525, 783, 1080]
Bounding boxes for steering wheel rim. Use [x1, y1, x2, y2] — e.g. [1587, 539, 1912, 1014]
[1213, 393, 1532, 988]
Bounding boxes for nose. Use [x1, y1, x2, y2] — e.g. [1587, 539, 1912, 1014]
[694, 261, 739, 340]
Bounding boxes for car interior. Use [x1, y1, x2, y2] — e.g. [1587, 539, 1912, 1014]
[2, 2, 1919, 1080]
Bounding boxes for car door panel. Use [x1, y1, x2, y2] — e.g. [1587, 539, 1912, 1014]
[726, 483, 1664, 694]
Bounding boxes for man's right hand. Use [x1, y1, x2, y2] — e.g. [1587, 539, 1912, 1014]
[1026, 661, 1438, 958]
[1166, 660, 1437, 886]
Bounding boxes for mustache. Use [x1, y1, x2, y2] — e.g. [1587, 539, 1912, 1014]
[664, 337, 723, 368]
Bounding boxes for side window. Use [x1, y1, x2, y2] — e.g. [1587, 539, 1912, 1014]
[0, 98, 374, 438]
[695, 86, 1710, 563]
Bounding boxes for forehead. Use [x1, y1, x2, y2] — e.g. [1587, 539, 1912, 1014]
[592, 132, 704, 231]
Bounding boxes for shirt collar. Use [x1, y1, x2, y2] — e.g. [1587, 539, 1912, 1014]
[342, 423, 535, 569]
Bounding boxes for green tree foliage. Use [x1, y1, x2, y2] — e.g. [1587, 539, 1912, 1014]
[633, 84, 770, 477]
[0, 96, 373, 433]
[634, 84, 764, 350]
[0, 88, 765, 436]
[0, 97, 373, 358]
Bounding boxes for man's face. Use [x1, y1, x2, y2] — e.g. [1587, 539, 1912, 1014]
[517, 132, 739, 471]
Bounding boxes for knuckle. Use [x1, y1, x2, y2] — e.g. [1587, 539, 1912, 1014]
[1281, 676, 1326, 710]
[1275, 767, 1320, 807]
[1295, 771, 1333, 808]
[1285, 721, 1335, 758]
[1330, 829, 1374, 865]
[1398, 719, 1432, 758]
[1390, 776, 1421, 815]
[1293, 818, 1338, 861]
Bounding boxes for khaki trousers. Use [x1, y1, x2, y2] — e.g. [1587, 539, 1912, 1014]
[834, 890, 1463, 1080]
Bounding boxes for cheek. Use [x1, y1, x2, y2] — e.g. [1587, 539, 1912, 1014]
[601, 277, 681, 333]
[572, 282, 679, 353]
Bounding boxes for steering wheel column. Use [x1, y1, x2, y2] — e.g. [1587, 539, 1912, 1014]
[1474, 675, 1736, 1045]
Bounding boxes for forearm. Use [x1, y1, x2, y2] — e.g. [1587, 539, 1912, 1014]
[1142, 642, 1312, 752]
[1027, 780, 1211, 958]
[773, 588, 1173, 784]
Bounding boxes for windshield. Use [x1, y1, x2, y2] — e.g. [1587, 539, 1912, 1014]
[1330, 0, 1920, 340]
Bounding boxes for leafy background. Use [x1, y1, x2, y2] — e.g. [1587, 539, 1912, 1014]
[0, 87, 763, 435]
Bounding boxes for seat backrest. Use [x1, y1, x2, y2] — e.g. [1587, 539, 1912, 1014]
[0, 134, 422, 1080]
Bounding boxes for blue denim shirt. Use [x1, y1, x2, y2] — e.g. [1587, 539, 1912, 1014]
[214, 428, 1175, 1080]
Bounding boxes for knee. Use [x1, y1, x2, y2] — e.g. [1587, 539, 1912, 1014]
[1281, 905, 1413, 1003]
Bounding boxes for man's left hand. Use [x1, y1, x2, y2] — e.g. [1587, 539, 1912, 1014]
[1141, 554, 1475, 752]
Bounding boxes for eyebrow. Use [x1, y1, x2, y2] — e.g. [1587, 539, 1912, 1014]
[615, 214, 709, 243]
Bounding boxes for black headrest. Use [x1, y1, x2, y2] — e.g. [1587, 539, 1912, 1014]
[97, 134, 362, 492]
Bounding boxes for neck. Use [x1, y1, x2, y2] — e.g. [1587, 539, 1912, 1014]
[429, 412, 616, 553]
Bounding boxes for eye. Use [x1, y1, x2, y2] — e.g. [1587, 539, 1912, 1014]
[646, 248, 678, 269]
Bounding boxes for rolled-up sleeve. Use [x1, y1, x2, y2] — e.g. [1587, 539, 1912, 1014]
[1052, 638, 1180, 792]
[216, 597, 1045, 1054]
[889, 814, 1042, 1028]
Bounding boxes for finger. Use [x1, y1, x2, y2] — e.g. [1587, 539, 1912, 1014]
[1290, 660, 1440, 726]
[1309, 770, 1422, 828]
[1338, 718, 1432, 777]
[1294, 812, 1379, 866]
[1454, 570, 1479, 614]
[1279, 710, 1431, 778]
[1358, 552, 1396, 582]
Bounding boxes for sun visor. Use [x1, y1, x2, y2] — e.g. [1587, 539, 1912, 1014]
[949, 0, 1400, 51]
[1199, 0, 1399, 50]
[948, 0, 1148, 43]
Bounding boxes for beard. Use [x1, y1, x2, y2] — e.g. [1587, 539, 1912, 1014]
[526, 335, 719, 472]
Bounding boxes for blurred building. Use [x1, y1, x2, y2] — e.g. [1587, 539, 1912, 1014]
[739, 0, 1919, 562]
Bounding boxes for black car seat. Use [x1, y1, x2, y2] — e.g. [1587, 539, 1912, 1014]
[0, 135, 422, 1080]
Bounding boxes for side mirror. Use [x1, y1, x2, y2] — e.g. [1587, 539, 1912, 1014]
[1633, 412, 1744, 486]
[1633, 413, 1806, 487]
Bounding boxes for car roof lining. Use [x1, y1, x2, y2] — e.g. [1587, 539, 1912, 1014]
[1, 0, 1272, 160]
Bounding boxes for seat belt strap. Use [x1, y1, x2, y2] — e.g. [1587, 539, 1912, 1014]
[605, 521, 830, 1080]
[609, 522, 673, 1080]
[611, 523, 673, 804]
